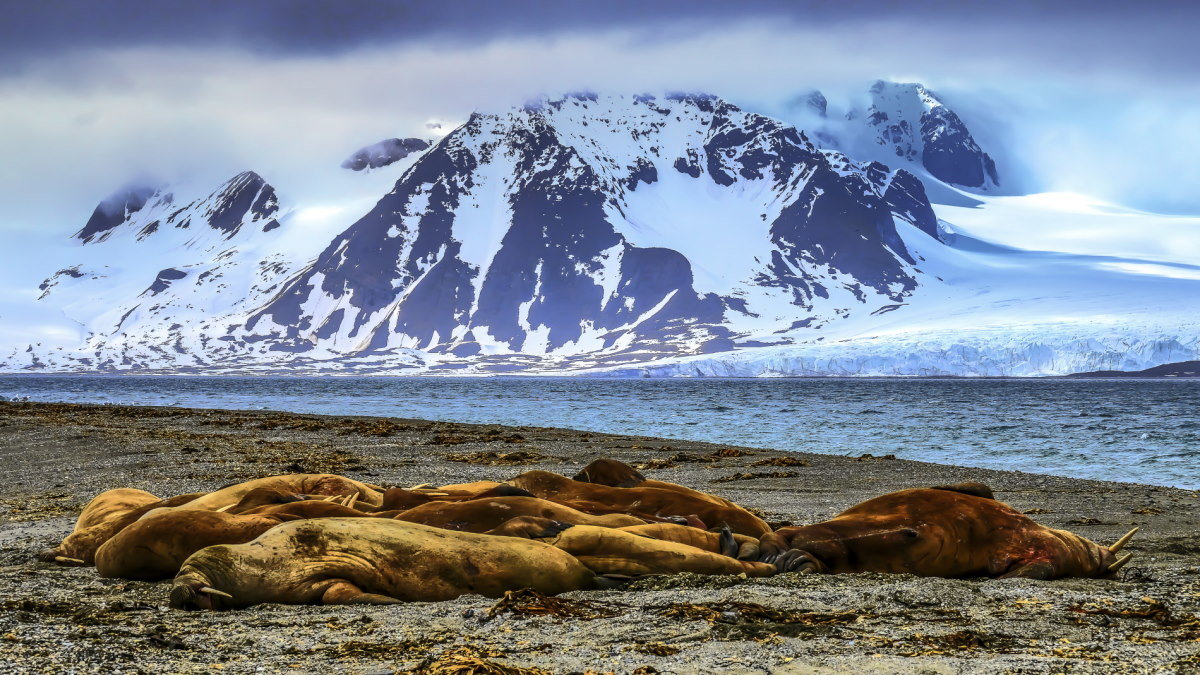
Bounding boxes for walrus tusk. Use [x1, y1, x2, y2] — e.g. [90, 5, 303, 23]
[199, 586, 233, 599]
[1109, 527, 1139, 553]
[1108, 553, 1133, 573]
[345, 493, 358, 510]
[54, 556, 85, 564]
[214, 503, 236, 513]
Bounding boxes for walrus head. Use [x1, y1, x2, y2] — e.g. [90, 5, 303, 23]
[36, 547, 85, 566]
[169, 578, 234, 611]
[573, 458, 646, 488]
[1096, 527, 1139, 578]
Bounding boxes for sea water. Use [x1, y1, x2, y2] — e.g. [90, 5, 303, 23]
[1, 375, 1196, 490]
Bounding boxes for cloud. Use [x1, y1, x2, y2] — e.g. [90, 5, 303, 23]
[1, 13, 1198, 254]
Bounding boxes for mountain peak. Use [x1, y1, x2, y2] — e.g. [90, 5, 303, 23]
[865, 80, 998, 189]
[75, 184, 169, 243]
[342, 138, 431, 171]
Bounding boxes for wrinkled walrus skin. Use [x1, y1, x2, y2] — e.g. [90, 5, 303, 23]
[169, 518, 598, 610]
[756, 487, 1122, 579]
[143, 475, 383, 518]
[96, 510, 287, 580]
[392, 496, 647, 532]
[39, 490, 205, 565]
[506, 470, 771, 536]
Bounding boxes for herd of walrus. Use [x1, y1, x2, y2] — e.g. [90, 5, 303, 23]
[39, 458, 1139, 611]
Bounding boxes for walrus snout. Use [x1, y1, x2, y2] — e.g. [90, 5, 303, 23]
[169, 579, 233, 611]
[38, 548, 85, 566]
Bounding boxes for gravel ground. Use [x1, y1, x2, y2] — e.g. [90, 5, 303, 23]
[0, 401, 1198, 674]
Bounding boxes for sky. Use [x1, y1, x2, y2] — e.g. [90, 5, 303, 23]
[2, 0, 1199, 261]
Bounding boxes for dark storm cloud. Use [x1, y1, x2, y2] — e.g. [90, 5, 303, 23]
[4, 0, 1198, 65]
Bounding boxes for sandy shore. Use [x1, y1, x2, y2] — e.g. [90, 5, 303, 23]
[1, 401, 1198, 674]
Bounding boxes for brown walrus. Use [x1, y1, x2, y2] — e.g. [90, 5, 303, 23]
[573, 458, 739, 507]
[95, 510, 288, 580]
[392, 496, 647, 532]
[377, 483, 536, 512]
[142, 474, 384, 518]
[169, 517, 600, 609]
[39, 490, 206, 565]
[506, 470, 771, 536]
[490, 517, 775, 578]
[755, 485, 1139, 579]
[616, 522, 757, 557]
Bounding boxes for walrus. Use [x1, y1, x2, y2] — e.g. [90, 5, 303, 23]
[39, 490, 206, 565]
[506, 470, 771, 536]
[95, 510, 288, 580]
[142, 474, 384, 518]
[573, 458, 739, 507]
[169, 517, 600, 609]
[616, 522, 757, 557]
[378, 483, 536, 512]
[392, 496, 647, 532]
[490, 517, 776, 578]
[755, 485, 1139, 579]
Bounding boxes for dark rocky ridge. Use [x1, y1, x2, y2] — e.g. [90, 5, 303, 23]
[341, 137, 431, 171]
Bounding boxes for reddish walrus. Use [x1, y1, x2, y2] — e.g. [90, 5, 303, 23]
[392, 496, 647, 532]
[169, 518, 600, 609]
[573, 458, 740, 507]
[39, 489, 206, 565]
[95, 510, 289, 580]
[755, 484, 1139, 580]
[506, 470, 771, 537]
[142, 474, 384, 519]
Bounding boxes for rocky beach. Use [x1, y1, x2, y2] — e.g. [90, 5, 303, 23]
[1, 401, 1198, 674]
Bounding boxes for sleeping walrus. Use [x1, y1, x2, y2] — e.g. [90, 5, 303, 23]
[756, 485, 1139, 579]
[170, 516, 778, 610]
[39, 489, 206, 565]
[392, 496, 647, 532]
[96, 510, 289, 580]
[506, 470, 771, 536]
[141, 474, 384, 518]
[169, 517, 601, 609]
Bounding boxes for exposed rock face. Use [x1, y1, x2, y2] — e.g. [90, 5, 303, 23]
[341, 138, 431, 171]
[247, 93, 938, 361]
[863, 80, 999, 189]
[76, 185, 164, 244]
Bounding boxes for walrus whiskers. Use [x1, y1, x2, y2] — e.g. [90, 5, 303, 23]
[1109, 527, 1139, 553]
[199, 586, 233, 599]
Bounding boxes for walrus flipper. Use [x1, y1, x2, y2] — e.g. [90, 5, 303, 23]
[321, 580, 404, 605]
[930, 482, 996, 500]
[997, 561, 1057, 580]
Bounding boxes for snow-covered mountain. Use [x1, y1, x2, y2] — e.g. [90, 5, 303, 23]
[4, 84, 1198, 376]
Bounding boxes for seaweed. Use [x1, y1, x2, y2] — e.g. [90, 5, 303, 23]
[486, 589, 621, 620]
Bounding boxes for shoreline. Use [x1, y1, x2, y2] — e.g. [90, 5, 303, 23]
[1, 401, 1198, 673]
